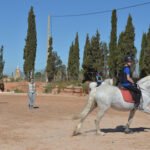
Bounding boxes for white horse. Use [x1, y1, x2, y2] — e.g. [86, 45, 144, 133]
[73, 75, 150, 136]
[72, 79, 114, 128]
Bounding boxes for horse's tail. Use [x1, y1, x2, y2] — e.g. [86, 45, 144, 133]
[72, 88, 97, 120]
[89, 82, 97, 91]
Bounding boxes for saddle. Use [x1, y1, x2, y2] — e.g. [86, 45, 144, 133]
[119, 86, 134, 103]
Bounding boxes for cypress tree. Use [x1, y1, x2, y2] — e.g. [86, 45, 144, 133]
[67, 43, 74, 80]
[0, 45, 4, 79]
[46, 37, 55, 82]
[53, 51, 66, 81]
[108, 9, 117, 77]
[100, 42, 108, 77]
[123, 15, 136, 57]
[142, 28, 150, 76]
[123, 15, 136, 74]
[82, 31, 103, 81]
[82, 34, 91, 70]
[73, 33, 80, 80]
[23, 6, 37, 80]
[139, 33, 147, 77]
[116, 15, 136, 78]
[67, 33, 80, 81]
[82, 34, 93, 81]
[117, 32, 126, 75]
[91, 30, 102, 72]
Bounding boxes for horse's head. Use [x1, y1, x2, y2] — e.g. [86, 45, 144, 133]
[138, 75, 150, 114]
[138, 75, 150, 91]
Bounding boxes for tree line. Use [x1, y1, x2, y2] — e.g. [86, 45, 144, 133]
[0, 7, 150, 83]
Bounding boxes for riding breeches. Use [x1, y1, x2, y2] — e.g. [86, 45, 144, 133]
[124, 85, 141, 105]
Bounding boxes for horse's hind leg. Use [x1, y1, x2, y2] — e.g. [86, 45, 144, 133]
[125, 109, 136, 134]
[95, 106, 109, 136]
[72, 112, 89, 136]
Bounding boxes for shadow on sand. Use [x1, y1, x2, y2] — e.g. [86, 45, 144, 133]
[84, 125, 150, 134]
[33, 106, 39, 109]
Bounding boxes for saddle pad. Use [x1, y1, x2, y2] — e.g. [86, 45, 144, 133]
[120, 89, 134, 103]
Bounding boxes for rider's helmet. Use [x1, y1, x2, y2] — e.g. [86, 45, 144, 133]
[124, 55, 133, 63]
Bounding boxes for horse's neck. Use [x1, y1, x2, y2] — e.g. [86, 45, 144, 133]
[138, 76, 150, 87]
[138, 76, 150, 107]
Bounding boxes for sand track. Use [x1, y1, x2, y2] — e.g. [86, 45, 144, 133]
[0, 94, 150, 150]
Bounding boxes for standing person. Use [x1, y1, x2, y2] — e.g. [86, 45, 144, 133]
[96, 72, 102, 87]
[28, 78, 36, 109]
[0, 80, 4, 92]
[120, 56, 141, 109]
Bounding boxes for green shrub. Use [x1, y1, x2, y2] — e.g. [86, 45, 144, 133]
[44, 83, 55, 93]
[81, 82, 89, 94]
[14, 88, 24, 93]
[44, 80, 84, 94]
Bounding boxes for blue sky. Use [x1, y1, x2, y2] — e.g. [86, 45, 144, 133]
[0, 0, 150, 75]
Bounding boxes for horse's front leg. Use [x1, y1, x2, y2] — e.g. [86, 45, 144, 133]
[125, 109, 136, 134]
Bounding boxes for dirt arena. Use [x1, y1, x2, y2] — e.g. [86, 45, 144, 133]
[0, 94, 150, 150]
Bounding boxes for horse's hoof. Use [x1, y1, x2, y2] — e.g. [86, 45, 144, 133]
[124, 128, 133, 134]
[96, 131, 105, 136]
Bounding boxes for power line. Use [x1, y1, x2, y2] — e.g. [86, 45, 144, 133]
[52, 1, 150, 18]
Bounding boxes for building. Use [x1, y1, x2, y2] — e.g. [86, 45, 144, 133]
[14, 66, 21, 80]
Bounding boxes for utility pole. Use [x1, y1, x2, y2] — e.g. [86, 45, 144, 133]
[47, 15, 51, 59]
[46, 15, 51, 82]
[133, 57, 139, 79]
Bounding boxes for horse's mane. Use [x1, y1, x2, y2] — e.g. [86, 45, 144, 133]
[137, 75, 150, 88]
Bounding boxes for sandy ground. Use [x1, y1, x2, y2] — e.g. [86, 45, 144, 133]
[0, 94, 150, 150]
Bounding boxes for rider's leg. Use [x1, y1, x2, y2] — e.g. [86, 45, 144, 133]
[125, 86, 141, 108]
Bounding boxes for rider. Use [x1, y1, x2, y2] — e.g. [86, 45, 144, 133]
[120, 56, 141, 109]
[96, 72, 102, 86]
